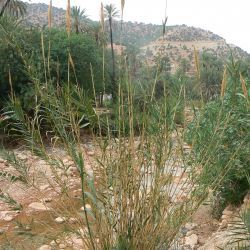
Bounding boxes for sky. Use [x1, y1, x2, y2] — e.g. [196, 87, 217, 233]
[26, 0, 250, 53]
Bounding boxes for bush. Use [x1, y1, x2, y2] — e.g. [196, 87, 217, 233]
[45, 29, 105, 92]
[0, 18, 107, 110]
[186, 60, 250, 207]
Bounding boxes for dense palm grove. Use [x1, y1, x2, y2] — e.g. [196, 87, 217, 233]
[0, 0, 249, 249]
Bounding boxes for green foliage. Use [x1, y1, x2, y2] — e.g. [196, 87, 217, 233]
[0, 0, 27, 18]
[0, 150, 29, 183]
[71, 6, 87, 34]
[186, 59, 250, 206]
[0, 192, 22, 210]
[0, 18, 106, 110]
[227, 207, 250, 249]
[200, 52, 224, 99]
[112, 21, 162, 47]
[45, 29, 104, 92]
[99, 77, 185, 138]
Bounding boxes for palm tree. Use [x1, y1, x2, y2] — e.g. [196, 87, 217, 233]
[91, 23, 101, 45]
[104, 4, 119, 99]
[0, 0, 27, 18]
[71, 6, 87, 34]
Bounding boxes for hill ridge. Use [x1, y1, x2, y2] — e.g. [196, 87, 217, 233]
[22, 2, 249, 75]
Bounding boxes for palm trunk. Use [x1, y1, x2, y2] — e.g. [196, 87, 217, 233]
[0, 0, 11, 17]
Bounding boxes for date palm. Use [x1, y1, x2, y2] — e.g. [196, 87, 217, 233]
[91, 23, 101, 45]
[0, 0, 27, 18]
[71, 6, 87, 34]
[104, 4, 119, 100]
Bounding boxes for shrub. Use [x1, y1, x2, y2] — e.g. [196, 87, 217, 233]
[186, 59, 250, 208]
[0, 18, 107, 110]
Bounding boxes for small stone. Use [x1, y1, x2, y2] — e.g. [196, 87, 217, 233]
[3, 215, 14, 222]
[38, 245, 51, 250]
[74, 189, 82, 193]
[67, 166, 78, 176]
[222, 210, 233, 216]
[0, 211, 17, 222]
[50, 240, 57, 246]
[185, 234, 198, 248]
[0, 228, 6, 234]
[42, 198, 52, 203]
[63, 158, 70, 164]
[40, 184, 50, 191]
[69, 166, 77, 172]
[72, 238, 83, 249]
[87, 151, 94, 156]
[185, 222, 197, 231]
[59, 243, 66, 249]
[186, 230, 194, 237]
[37, 160, 46, 166]
[80, 204, 91, 211]
[28, 202, 50, 211]
[180, 226, 188, 236]
[198, 237, 206, 245]
[183, 145, 191, 150]
[55, 217, 66, 224]
[17, 154, 28, 161]
[25, 225, 31, 231]
[87, 169, 94, 178]
[69, 218, 78, 224]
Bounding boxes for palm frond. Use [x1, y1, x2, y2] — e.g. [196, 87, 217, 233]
[227, 208, 250, 248]
[0, 0, 27, 18]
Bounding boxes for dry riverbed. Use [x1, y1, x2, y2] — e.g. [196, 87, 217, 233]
[0, 133, 248, 249]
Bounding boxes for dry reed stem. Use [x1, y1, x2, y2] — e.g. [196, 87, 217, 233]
[41, 32, 48, 88]
[121, 0, 125, 19]
[194, 47, 204, 103]
[221, 67, 227, 98]
[100, 3, 105, 33]
[66, 0, 71, 36]
[68, 52, 79, 85]
[240, 73, 248, 99]
[8, 68, 14, 100]
[48, 0, 52, 29]
[194, 47, 200, 80]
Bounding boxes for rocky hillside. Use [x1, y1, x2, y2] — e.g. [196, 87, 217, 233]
[23, 2, 162, 46]
[22, 2, 249, 75]
[24, 3, 65, 27]
[140, 25, 249, 74]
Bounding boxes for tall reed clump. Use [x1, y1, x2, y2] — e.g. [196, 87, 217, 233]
[186, 56, 249, 215]
[0, 2, 248, 249]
